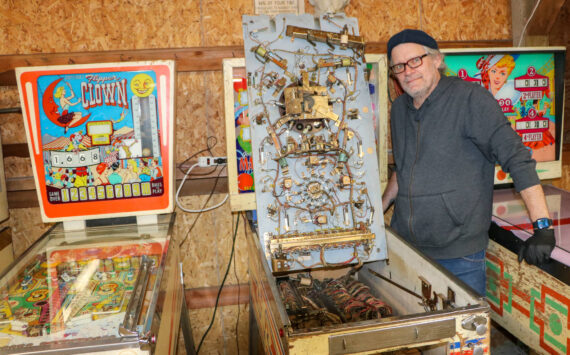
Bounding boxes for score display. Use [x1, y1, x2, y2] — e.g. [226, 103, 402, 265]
[516, 119, 549, 131]
[515, 77, 549, 90]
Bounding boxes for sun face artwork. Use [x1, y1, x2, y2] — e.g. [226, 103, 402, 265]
[130, 73, 155, 98]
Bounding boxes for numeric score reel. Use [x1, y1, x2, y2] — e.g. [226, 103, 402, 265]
[50, 148, 101, 168]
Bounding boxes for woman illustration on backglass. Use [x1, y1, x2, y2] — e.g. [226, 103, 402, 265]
[476, 54, 520, 104]
[54, 82, 83, 133]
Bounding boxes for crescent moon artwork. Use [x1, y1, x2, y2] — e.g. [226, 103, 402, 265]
[42, 78, 90, 129]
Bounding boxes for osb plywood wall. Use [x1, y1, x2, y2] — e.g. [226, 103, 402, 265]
[541, 1, 570, 191]
[0, 0, 538, 354]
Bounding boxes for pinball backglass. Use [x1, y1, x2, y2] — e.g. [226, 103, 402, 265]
[16, 61, 176, 222]
[443, 47, 566, 184]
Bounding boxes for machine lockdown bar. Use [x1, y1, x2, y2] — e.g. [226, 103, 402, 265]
[120, 255, 154, 336]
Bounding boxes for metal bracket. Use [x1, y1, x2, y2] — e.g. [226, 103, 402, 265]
[419, 276, 438, 311]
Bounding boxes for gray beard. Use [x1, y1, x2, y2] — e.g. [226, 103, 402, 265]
[407, 86, 431, 105]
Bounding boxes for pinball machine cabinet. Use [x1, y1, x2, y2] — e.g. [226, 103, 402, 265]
[0, 61, 193, 354]
[224, 13, 491, 354]
[488, 185, 570, 355]
[441, 47, 568, 355]
[0, 215, 186, 354]
[246, 222, 491, 355]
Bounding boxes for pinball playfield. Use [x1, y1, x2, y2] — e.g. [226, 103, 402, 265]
[0, 235, 166, 349]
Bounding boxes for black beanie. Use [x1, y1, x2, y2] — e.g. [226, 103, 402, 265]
[387, 29, 438, 60]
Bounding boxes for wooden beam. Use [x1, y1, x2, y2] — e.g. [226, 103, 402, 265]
[366, 39, 512, 54]
[0, 46, 244, 86]
[526, 0, 567, 35]
[7, 190, 38, 209]
[186, 284, 250, 309]
[2, 143, 29, 158]
[0, 40, 512, 86]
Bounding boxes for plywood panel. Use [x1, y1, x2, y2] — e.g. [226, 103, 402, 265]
[0, 1, 202, 54]
[421, 0, 511, 41]
[552, 147, 570, 191]
[4, 207, 51, 257]
[176, 195, 224, 288]
[345, 0, 420, 42]
[547, 2, 569, 146]
[175, 71, 227, 162]
[176, 72, 210, 165]
[3, 156, 33, 180]
[188, 302, 250, 355]
[189, 307, 224, 353]
[176, 198, 249, 287]
[203, 0, 254, 46]
[205, 70, 228, 157]
[0, 87, 27, 144]
[189, 304, 249, 355]
[220, 303, 250, 354]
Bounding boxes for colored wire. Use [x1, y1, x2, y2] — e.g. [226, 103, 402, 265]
[196, 213, 241, 354]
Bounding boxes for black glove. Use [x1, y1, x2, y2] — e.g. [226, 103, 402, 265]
[518, 229, 555, 266]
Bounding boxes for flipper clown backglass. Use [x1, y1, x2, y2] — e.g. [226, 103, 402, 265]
[16, 61, 175, 222]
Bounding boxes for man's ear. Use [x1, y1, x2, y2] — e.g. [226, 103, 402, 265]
[433, 53, 443, 70]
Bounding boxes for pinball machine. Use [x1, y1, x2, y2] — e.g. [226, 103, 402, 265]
[0, 61, 193, 354]
[488, 186, 570, 355]
[223, 14, 491, 354]
[444, 47, 568, 355]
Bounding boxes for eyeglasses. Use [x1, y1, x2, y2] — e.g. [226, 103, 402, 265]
[390, 54, 429, 74]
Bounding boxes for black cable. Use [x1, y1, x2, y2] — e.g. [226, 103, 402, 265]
[0, 107, 22, 114]
[179, 165, 226, 247]
[196, 212, 241, 354]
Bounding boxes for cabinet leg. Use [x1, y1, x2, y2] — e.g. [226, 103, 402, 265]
[249, 296, 263, 355]
[181, 291, 196, 355]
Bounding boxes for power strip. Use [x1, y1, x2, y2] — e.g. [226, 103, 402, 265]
[198, 156, 227, 167]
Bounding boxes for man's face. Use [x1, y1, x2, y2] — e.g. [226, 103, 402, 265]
[391, 43, 442, 101]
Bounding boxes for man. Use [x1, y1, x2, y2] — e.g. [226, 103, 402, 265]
[381, 29, 555, 296]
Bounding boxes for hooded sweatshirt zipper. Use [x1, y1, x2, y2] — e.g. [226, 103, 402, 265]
[408, 119, 421, 242]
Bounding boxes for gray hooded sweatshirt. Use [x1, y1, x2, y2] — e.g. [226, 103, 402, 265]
[390, 76, 540, 259]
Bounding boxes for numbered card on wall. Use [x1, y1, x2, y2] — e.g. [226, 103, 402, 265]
[16, 61, 176, 222]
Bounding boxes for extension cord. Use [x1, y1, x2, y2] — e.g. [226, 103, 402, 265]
[198, 156, 227, 167]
